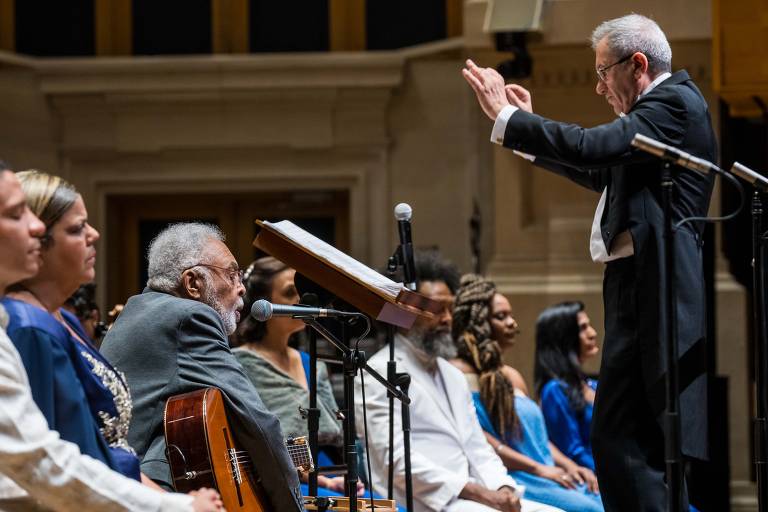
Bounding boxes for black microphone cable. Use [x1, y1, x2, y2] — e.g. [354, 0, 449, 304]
[674, 165, 745, 230]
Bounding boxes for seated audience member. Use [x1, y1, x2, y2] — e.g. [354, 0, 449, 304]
[231, 257, 405, 508]
[230, 257, 349, 493]
[3, 170, 140, 481]
[355, 251, 561, 512]
[101, 223, 303, 511]
[0, 166, 222, 512]
[451, 275, 603, 512]
[534, 302, 599, 471]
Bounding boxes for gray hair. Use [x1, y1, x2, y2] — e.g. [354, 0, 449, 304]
[147, 223, 225, 293]
[591, 14, 672, 75]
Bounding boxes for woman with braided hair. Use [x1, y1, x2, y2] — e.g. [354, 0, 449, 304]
[450, 274, 604, 512]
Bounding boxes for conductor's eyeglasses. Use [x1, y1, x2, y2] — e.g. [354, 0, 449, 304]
[596, 53, 634, 82]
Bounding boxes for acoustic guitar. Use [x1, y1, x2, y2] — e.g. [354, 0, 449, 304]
[164, 387, 313, 511]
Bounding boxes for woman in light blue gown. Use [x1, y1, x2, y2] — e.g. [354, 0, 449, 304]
[450, 275, 603, 512]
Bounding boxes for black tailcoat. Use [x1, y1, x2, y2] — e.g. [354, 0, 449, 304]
[502, 70, 715, 460]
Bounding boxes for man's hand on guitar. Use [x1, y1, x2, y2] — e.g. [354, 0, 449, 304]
[189, 488, 225, 512]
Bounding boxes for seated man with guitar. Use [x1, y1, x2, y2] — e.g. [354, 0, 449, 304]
[101, 222, 304, 512]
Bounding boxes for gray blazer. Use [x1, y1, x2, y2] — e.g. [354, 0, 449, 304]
[101, 288, 303, 511]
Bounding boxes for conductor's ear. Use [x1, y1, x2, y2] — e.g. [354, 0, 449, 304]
[180, 269, 203, 300]
[633, 52, 649, 78]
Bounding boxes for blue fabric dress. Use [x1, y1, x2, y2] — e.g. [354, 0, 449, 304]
[540, 379, 597, 471]
[2, 297, 140, 480]
[472, 389, 604, 512]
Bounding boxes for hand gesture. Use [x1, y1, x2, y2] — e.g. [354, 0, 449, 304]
[462, 59, 510, 121]
[505, 84, 533, 113]
[189, 488, 225, 512]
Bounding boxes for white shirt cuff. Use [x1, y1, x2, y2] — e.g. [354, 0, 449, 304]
[512, 150, 536, 162]
[490, 105, 518, 145]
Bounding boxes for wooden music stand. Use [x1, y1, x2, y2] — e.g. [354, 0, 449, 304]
[253, 220, 441, 328]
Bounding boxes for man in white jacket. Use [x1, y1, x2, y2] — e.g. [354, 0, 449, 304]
[0, 167, 223, 512]
[355, 251, 562, 512]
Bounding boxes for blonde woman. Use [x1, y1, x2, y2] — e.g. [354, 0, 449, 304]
[6, 171, 151, 485]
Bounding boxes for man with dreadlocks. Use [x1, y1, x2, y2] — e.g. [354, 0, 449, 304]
[450, 274, 603, 512]
[354, 251, 561, 512]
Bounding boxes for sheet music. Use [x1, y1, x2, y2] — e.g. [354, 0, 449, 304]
[263, 220, 404, 300]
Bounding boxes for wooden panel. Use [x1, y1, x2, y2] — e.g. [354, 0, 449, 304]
[211, 0, 249, 53]
[445, 0, 462, 38]
[106, 191, 350, 309]
[0, 0, 14, 52]
[713, 0, 768, 115]
[329, 0, 365, 51]
[95, 0, 132, 55]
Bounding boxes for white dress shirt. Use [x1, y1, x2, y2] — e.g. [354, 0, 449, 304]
[0, 304, 195, 512]
[492, 72, 672, 263]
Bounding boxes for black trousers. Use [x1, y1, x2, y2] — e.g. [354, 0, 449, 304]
[591, 257, 689, 512]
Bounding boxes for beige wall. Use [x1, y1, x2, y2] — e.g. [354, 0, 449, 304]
[0, 0, 754, 507]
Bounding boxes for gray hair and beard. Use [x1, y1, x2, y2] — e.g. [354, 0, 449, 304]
[409, 323, 457, 361]
[199, 272, 244, 335]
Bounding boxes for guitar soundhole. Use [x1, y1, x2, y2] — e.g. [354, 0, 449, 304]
[223, 427, 244, 507]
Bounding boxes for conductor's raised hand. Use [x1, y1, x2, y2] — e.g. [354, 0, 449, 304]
[505, 84, 533, 113]
[462, 59, 510, 121]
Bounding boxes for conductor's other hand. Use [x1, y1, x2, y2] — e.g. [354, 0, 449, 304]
[505, 84, 533, 113]
[462, 59, 510, 121]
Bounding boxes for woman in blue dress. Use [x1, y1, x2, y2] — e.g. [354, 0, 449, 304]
[3, 170, 142, 482]
[534, 301, 599, 471]
[450, 274, 603, 512]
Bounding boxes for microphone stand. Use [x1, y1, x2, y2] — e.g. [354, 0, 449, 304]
[395, 373, 414, 512]
[300, 315, 410, 512]
[385, 250, 416, 512]
[632, 136, 737, 511]
[385, 256, 398, 501]
[661, 162, 683, 512]
[752, 189, 768, 510]
[306, 322, 321, 497]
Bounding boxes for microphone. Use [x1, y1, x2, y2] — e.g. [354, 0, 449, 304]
[250, 299, 358, 322]
[731, 162, 768, 191]
[394, 203, 417, 290]
[631, 133, 720, 175]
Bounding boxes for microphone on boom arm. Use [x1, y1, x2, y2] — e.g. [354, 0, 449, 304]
[250, 299, 361, 322]
[631, 133, 721, 175]
[394, 203, 417, 291]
